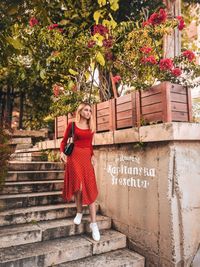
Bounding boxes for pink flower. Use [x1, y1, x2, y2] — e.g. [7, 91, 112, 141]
[53, 84, 61, 97]
[48, 24, 59, 30]
[103, 36, 113, 48]
[29, 17, 38, 27]
[140, 46, 152, 54]
[159, 58, 174, 71]
[112, 75, 121, 84]
[92, 24, 109, 36]
[142, 20, 150, 27]
[141, 56, 157, 65]
[148, 8, 167, 25]
[105, 52, 113, 61]
[171, 68, 182, 77]
[182, 50, 195, 62]
[87, 40, 96, 48]
[177, 16, 185, 31]
[58, 28, 64, 33]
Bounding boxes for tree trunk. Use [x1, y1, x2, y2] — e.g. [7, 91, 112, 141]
[98, 67, 113, 101]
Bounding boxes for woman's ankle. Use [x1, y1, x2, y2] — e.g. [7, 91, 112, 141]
[77, 210, 82, 214]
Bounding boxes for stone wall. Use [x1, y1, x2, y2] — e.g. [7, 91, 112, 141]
[93, 123, 200, 267]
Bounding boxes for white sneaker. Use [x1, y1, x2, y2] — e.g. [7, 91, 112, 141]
[89, 222, 100, 241]
[73, 213, 83, 225]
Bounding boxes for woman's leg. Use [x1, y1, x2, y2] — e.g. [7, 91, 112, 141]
[74, 190, 83, 213]
[89, 202, 96, 222]
[89, 202, 100, 241]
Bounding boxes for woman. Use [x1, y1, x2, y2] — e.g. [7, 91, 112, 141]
[60, 102, 100, 241]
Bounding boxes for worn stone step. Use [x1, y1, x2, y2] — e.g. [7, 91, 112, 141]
[10, 153, 40, 162]
[10, 152, 49, 162]
[0, 180, 63, 194]
[11, 137, 32, 145]
[0, 203, 100, 226]
[56, 248, 145, 267]
[0, 191, 64, 211]
[16, 143, 33, 150]
[0, 229, 126, 267]
[6, 170, 64, 182]
[9, 154, 34, 162]
[8, 161, 64, 171]
[0, 214, 111, 248]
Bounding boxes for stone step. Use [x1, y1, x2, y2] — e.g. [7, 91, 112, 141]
[10, 153, 41, 162]
[0, 180, 63, 194]
[8, 161, 64, 171]
[11, 137, 32, 145]
[0, 203, 100, 226]
[10, 152, 49, 162]
[56, 248, 145, 267]
[6, 170, 64, 182]
[16, 143, 33, 150]
[0, 191, 64, 211]
[0, 214, 111, 248]
[0, 229, 126, 267]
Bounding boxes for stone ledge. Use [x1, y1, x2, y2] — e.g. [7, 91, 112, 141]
[13, 129, 47, 138]
[34, 122, 200, 151]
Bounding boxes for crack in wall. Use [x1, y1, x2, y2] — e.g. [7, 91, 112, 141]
[172, 148, 185, 267]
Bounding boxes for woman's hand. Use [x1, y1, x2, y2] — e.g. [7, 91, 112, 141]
[60, 152, 67, 163]
[91, 155, 97, 167]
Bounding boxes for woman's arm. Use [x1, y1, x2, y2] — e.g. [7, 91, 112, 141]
[60, 121, 73, 153]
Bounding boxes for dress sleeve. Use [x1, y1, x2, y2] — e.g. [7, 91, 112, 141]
[60, 121, 72, 153]
[90, 132, 94, 156]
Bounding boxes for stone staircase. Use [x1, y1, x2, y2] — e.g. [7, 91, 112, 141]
[10, 130, 49, 162]
[0, 162, 145, 267]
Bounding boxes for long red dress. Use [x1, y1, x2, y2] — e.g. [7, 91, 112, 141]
[60, 121, 98, 205]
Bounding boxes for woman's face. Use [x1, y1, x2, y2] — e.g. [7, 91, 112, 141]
[80, 105, 92, 120]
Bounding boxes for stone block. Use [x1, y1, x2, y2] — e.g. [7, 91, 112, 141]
[94, 131, 114, 145]
[114, 128, 139, 144]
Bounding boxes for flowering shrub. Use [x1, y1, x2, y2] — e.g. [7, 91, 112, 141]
[113, 8, 200, 89]
[25, 2, 200, 117]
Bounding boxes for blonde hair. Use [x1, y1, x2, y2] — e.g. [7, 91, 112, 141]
[74, 102, 95, 132]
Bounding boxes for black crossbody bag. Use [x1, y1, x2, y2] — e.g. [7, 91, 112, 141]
[64, 122, 74, 156]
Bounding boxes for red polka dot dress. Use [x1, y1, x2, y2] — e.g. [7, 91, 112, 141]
[60, 121, 98, 205]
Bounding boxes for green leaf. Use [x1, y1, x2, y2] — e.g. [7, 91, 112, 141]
[69, 69, 78, 75]
[6, 37, 24, 50]
[7, 6, 18, 15]
[84, 71, 90, 80]
[110, 0, 119, 11]
[93, 33, 104, 46]
[68, 80, 75, 89]
[93, 10, 102, 25]
[98, 0, 107, 7]
[96, 52, 105, 66]
[108, 13, 117, 29]
[40, 69, 46, 80]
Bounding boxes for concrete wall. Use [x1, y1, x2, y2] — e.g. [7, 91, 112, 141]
[93, 123, 200, 267]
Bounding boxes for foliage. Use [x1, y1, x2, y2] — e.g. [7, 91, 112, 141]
[0, 0, 199, 122]
[39, 149, 60, 162]
[0, 0, 166, 124]
[47, 150, 60, 162]
[0, 128, 12, 189]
